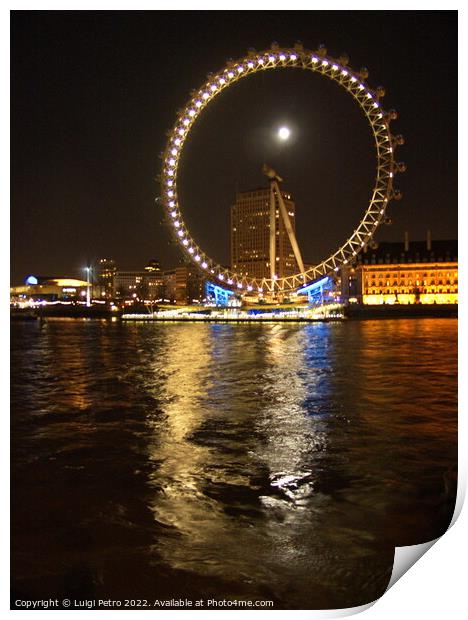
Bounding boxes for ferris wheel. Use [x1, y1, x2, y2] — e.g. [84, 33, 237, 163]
[160, 42, 404, 294]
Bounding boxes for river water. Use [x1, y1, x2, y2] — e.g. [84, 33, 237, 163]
[11, 318, 457, 609]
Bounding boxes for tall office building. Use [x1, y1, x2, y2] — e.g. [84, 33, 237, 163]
[97, 258, 117, 297]
[230, 187, 299, 280]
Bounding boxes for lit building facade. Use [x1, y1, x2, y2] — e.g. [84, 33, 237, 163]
[175, 265, 205, 304]
[231, 188, 299, 280]
[159, 266, 205, 304]
[353, 239, 458, 305]
[113, 259, 164, 300]
[10, 276, 90, 302]
[97, 258, 116, 296]
[114, 270, 164, 300]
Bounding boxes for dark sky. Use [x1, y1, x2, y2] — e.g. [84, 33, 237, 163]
[11, 10, 457, 284]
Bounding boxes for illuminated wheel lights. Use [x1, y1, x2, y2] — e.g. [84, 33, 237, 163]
[160, 44, 404, 293]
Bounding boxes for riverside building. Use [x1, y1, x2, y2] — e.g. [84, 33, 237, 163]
[97, 258, 117, 297]
[349, 235, 458, 305]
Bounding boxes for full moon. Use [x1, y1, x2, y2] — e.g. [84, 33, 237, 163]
[278, 126, 291, 141]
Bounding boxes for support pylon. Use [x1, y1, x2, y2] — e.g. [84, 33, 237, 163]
[263, 165, 305, 288]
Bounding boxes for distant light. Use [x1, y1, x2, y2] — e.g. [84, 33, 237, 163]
[25, 275, 38, 285]
[278, 126, 290, 141]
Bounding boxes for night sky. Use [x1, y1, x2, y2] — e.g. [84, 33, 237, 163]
[11, 11, 457, 284]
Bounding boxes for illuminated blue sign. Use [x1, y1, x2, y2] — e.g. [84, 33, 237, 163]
[25, 275, 38, 285]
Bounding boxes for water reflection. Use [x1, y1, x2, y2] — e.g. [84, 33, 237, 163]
[11, 319, 457, 609]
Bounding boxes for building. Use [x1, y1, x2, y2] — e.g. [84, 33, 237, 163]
[231, 187, 299, 280]
[144, 259, 164, 299]
[145, 259, 161, 273]
[175, 265, 205, 304]
[10, 275, 91, 302]
[162, 269, 177, 303]
[113, 260, 164, 300]
[114, 270, 164, 300]
[349, 237, 458, 305]
[158, 266, 205, 305]
[97, 258, 116, 297]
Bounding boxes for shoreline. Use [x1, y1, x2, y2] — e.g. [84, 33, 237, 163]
[10, 304, 458, 322]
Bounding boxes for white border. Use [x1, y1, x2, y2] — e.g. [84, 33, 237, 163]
[5, 3, 463, 618]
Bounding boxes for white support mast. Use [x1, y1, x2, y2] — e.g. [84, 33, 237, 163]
[269, 181, 277, 283]
[263, 165, 305, 285]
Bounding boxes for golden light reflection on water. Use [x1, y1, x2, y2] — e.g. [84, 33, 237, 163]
[145, 326, 217, 536]
[144, 325, 268, 581]
[144, 324, 332, 588]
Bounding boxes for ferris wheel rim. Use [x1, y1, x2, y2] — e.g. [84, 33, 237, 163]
[160, 44, 403, 294]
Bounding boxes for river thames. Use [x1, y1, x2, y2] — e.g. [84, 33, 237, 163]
[11, 318, 457, 609]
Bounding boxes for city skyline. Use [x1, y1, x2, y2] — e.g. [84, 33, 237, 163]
[11, 11, 457, 285]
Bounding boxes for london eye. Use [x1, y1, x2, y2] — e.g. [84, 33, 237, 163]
[160, 42, 404, 294]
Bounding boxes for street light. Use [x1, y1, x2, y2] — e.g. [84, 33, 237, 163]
[84, 267, 92, 307]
